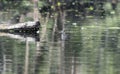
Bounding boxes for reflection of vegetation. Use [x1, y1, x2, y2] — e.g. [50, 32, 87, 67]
[0, 0, 23, 11]
[13, 41, 26, 74]
[0, 36, 37, 74]
[0, 37, 17, 74]
[0, 0, 32, 13]
[35, 51, 49, 74]
[0, 1, 120, 74]
[63, 11, 120, 73]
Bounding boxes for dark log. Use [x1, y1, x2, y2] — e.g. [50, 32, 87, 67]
[0, 21, 41, 33]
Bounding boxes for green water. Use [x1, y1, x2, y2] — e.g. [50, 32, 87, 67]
[0, 14, 120, 74]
